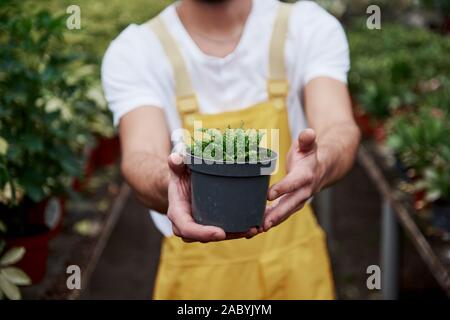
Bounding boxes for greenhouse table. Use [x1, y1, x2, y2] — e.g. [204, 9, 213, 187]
[358, 142, 450, 299]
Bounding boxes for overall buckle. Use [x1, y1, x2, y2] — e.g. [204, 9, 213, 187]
[268, 80, 288, 110]
[268, 79, 289, 98]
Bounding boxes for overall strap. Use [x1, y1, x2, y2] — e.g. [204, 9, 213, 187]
[147, 16, 199, 116]
[268, 2, 294, 103]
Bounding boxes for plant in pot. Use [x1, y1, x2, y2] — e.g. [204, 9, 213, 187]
[386, 108, 450, 181]
[0, 1, 103, 282]
[186, 127, 277, 233]
[414, 146, 450, 233]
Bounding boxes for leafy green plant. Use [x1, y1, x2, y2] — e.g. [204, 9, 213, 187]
[0, 0, 105, 207]
[188, 127, 272, 162]
[0, 243, 31, 300]
[348, 22, 450, 119]
[386, 109, 450, 172]
[387, 108, 450, 203]
[415, 164, 450, 204]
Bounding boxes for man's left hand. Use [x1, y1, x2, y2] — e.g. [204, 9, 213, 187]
[262, 128, 324, 232]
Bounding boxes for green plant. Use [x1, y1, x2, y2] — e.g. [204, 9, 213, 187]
[386, 109, 450, 172]
[387, 108, 450, 203]
[413, 139, 450, 203]
[0, 243, 31, 300]
[188, 127, 272, 162]
[0, 1, 105, 207]
[415, 165, 450, 204]
[348, 22, 450, 119]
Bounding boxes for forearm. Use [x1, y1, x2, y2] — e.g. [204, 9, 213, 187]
[121, 151, 170, 213]
[316, 121, 361, 190]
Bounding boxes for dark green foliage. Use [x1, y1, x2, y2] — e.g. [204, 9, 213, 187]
[0, 1, 103, 205]
[348, 22, 450, 119]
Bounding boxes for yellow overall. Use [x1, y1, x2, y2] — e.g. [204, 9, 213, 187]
[147, 3, 335, 300]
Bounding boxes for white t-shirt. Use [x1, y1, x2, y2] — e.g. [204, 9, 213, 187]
[101, 0, 350, 236]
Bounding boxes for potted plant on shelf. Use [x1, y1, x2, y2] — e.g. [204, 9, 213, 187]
[0, 1, 103, 282]
[386, 107, 450, 232]
[186, 127, 277, 233]
[414, 148, 450, 233]
[386, 109, 450, 181]
[348, 22, 450, 143]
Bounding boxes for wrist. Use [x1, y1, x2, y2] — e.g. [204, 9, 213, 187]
[315, 152, 329, 193]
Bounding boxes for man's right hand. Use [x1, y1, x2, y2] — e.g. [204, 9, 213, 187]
[167, 153, 259, 243]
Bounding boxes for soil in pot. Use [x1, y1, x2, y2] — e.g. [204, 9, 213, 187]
[187, 150, 277, 233]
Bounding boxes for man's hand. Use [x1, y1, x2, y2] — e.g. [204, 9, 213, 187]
[262, 77, 360, 233]
[263, 129, 322, 231]
[167, 153, 259, 242]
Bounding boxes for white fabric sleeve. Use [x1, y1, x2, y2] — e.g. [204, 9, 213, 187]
[296, 2, 350, 85]
[101, 25, 169, 126]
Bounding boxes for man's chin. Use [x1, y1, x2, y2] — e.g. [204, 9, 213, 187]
[195, 0, 229, 4]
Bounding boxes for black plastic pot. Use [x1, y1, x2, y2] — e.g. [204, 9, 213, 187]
[187, 151, 277, 233]
[432, 201, 450, 233]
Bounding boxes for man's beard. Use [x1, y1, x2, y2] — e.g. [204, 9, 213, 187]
[195, 0, 229, 4]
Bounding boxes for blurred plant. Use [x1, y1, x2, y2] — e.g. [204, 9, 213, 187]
[420, 0, 450, 17]
[387, 108, 450, 203]
[0, 0, 108, 207]
[349, 22, 450, 120]
[41, 0, 174, 62]
[386, 109, 450, 172]
[315, 0, 347, 18]
[0, 243, 31, 300]
[415, 163, 450, 203]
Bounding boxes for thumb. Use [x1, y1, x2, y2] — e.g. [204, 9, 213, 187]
[168, 153, 186, 176]
[297, 128, 316, 153]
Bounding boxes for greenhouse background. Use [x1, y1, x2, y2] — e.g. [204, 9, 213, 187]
[0, 0, 449, 300]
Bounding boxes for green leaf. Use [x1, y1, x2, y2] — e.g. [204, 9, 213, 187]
[0, 247, 25, 266]
[1, 267, 31, 285]
[23, 184, 45, 203]
[426, 189, 442, 203]
[0, 274, 21, 300]
[0, 137, 8, 156]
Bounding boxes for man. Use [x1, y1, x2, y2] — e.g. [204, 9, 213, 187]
[102, 0, 360, 299]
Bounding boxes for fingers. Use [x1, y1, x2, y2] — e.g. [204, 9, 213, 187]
[263, 188, 310, 231]
[179, 222, 226, 243]
[267, 171, 313, 201]
[175, 222, 259, 242]
[225, 227, 259, 240]
[168, 153, 186, 176]
[169, 207, 226, 242]
[168, 193, 226, 242]
[298, 128, 316, 153]
[167, 156, 226, 242]
[167, 152, 263, 242]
